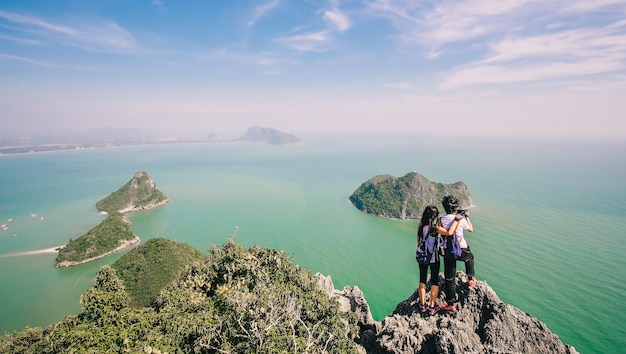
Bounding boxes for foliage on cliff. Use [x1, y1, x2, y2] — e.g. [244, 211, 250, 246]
[96, 171, 168, 214]
[55, 212, 136, 266]
[349, 172, 472, 219]
[112, 237, 205, 307]
[2, 239, 359, 353]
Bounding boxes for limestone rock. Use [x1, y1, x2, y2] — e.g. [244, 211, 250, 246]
[318, 272, 578, 354]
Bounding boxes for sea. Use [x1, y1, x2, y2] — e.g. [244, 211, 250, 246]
[0, 134, 624, 354]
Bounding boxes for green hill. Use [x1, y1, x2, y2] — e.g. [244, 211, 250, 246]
[2, 239, 359, 353]
[55, 212, 137, 267]
[112, 237, 205, 307]
[96, 171, 169, 214]
[349, 171, 472, 219]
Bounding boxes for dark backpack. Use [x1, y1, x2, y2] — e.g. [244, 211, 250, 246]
[416, 235, 437, 265]
[444, 233, 463, 258]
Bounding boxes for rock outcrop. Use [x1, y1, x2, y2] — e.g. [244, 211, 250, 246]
[317, 272, 578, 354]
[350, 172, 472, 220]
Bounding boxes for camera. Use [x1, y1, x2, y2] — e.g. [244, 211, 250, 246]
[457, 209, 469, 217]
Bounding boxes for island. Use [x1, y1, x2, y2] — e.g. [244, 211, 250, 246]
[55, 171, 169, 267]
[349, 171, 472, 219]
[95, 171, 169, 214]
[236, 126, 302, 145]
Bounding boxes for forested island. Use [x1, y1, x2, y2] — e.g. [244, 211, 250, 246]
[55, 171, 168, 267]
[350, 172, 472, 219]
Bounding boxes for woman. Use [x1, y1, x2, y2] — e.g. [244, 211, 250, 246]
[416, 205, 458, 315]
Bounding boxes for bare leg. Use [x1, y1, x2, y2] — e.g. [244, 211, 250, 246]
[419, 282, 426, 305]
[429, 285, 439, 307]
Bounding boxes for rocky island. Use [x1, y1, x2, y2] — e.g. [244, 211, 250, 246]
[3, 238, 577, 353]
[350, 172, 472, 219]
[55, 171, 168, 267]
[236, 126, 302, 145]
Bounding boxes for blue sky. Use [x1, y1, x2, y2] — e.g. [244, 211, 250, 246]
[1, 0, 625, 140]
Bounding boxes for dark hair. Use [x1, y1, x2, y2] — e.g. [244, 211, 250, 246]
[418, 205, 439, 238]
[442, 195, 459, 214]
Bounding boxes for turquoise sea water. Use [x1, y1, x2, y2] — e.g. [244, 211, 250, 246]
[1, 135, 625, 354]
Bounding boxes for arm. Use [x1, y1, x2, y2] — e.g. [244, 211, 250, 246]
[465, 216, 473, 232]
[437, 218, 459, 236]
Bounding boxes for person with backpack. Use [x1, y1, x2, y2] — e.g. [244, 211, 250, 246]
[439, 195, 475, 313]
[416, 205, 459, 315]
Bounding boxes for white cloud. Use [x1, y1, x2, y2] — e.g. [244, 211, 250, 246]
[439, 59, 623, 90]
[482, 28, 626, 64]
[0, 53, 62, 67]
[0, 10, 77, 36]
[323, 10, 351, 32]
[0, 10, 138, 54]
[276, 31, 330, 52]
[247, 0, 280, 28]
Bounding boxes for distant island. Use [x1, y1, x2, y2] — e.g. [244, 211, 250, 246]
[236, 126, 302, 145]
[349, 172, 472, 219]
[55, 171, 168, 267]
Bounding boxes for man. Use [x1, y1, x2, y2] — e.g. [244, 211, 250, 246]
[439, 195, 475, 312]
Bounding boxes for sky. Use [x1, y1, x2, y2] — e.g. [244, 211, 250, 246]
[1, 0, 626, 141]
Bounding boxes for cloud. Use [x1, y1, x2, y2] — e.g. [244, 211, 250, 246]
[323, 10, 351, 32]
[247, 0, 280, 28]
[367, 0, 626, 89]
[0, 10, 77, 36]
[439, 18, 626, 89]
[0, 10, 138, 54]
[439, 59, 623, 90]
[0, 53, 62, 67]
[0, 33, 41, 45]
[276, 31, 331, 52]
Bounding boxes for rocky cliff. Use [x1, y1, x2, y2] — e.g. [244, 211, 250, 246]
[318, 272, 578, 354]
[350, 172, 472, 219]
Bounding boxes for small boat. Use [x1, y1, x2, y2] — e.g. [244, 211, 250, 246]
[7, 218, 13, 223]
[31, 213, 37, 218]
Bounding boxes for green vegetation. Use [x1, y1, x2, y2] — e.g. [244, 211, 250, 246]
[112, 238, 205, 307]
[349, 172, 472, 219]
[1, 239, 359, 353]
[55, 212, 136, 266]
[96, 171, 168, 214]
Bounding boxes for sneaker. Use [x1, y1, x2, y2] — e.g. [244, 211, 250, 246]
[467, 277, 477, 287]
[419, 302, 427, 313]
[429, 304, 441, 315]
[441, 303, 457, 312]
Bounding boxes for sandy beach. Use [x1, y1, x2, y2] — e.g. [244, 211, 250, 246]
[0, 246, 63, 258]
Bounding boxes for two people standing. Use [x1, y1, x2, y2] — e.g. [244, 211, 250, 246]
[416, 195, 475, 314]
